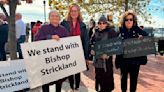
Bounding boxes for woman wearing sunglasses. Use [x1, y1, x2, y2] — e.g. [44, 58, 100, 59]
[91, 15, 117, 92]
[115, 11, 148, 92]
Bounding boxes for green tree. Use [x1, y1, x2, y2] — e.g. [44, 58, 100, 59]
[49, 0, 163, 25]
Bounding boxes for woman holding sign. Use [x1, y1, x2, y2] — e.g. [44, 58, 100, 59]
[91, 15, 117, 92]
[61, 3, 89, 92]
[34, 10, 69, 92]
[115, 10, 148, 92]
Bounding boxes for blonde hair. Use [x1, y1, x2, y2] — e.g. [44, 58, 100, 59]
[120, 10, 138, 28]
[66, 3, 83, 22]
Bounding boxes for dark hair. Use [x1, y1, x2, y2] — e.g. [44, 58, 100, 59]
[90, 19, 96, 27]
[36, 20, 42, 24]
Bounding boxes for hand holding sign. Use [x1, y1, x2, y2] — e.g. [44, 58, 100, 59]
[21, 36, 86, 89]
[138, 35, 144, 40]
[52, 35, 60, 41]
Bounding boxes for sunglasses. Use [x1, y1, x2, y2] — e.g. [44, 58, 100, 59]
[125, 18, 133, 22]
[71, 10, 78, 13]
[98, 22, 106, 25]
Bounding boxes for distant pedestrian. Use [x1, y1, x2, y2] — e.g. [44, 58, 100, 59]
[0, 13, 8, 61]
[32, 20, 42, 41]
[26, 23, 30, 42]
[88, 19, 96, 61]
[15, 13, 26, 59]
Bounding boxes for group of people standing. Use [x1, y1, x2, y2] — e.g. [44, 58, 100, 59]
[34, 3, 89, 92]
[0, 12, 26, 60]
[33, 3, 148, 92]
[0, 12, 27, 61]
[0, 3, 148, 92]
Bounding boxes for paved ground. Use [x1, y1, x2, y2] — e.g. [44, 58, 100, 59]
[15, 54, 163, 92]
[13, 54, 164, 92]
[50, 55, 164, 92]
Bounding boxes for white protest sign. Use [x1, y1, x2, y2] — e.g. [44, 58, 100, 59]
[21, 36, 87, 89]
[0, 60, 29, 92]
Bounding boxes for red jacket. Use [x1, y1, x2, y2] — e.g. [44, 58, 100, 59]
[32, 23, 41, 35]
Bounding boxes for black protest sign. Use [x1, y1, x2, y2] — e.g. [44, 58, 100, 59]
[123, 36, 156, 58]
[94, 37, 123, 58]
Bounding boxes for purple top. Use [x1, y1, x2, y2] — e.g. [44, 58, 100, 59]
[34, 24, 68, 83]
[34, 24, 69, 41]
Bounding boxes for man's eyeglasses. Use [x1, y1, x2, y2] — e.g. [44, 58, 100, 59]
[125, 18, 133, 22]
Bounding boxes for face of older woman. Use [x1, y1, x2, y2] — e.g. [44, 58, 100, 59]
[125, 15, 133, 29]
[49, 11, 60, 25]
[98, 21, 107, 31]
[70, 6, 79, 20]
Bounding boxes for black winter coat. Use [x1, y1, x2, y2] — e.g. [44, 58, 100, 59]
[0, 23, 8, 44]
[61, 20, 89, 60]
[115, 26, 148, 69]
[93, 28, 117, 91]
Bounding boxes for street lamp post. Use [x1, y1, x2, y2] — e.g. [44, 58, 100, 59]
[43, 0, 46, 22]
